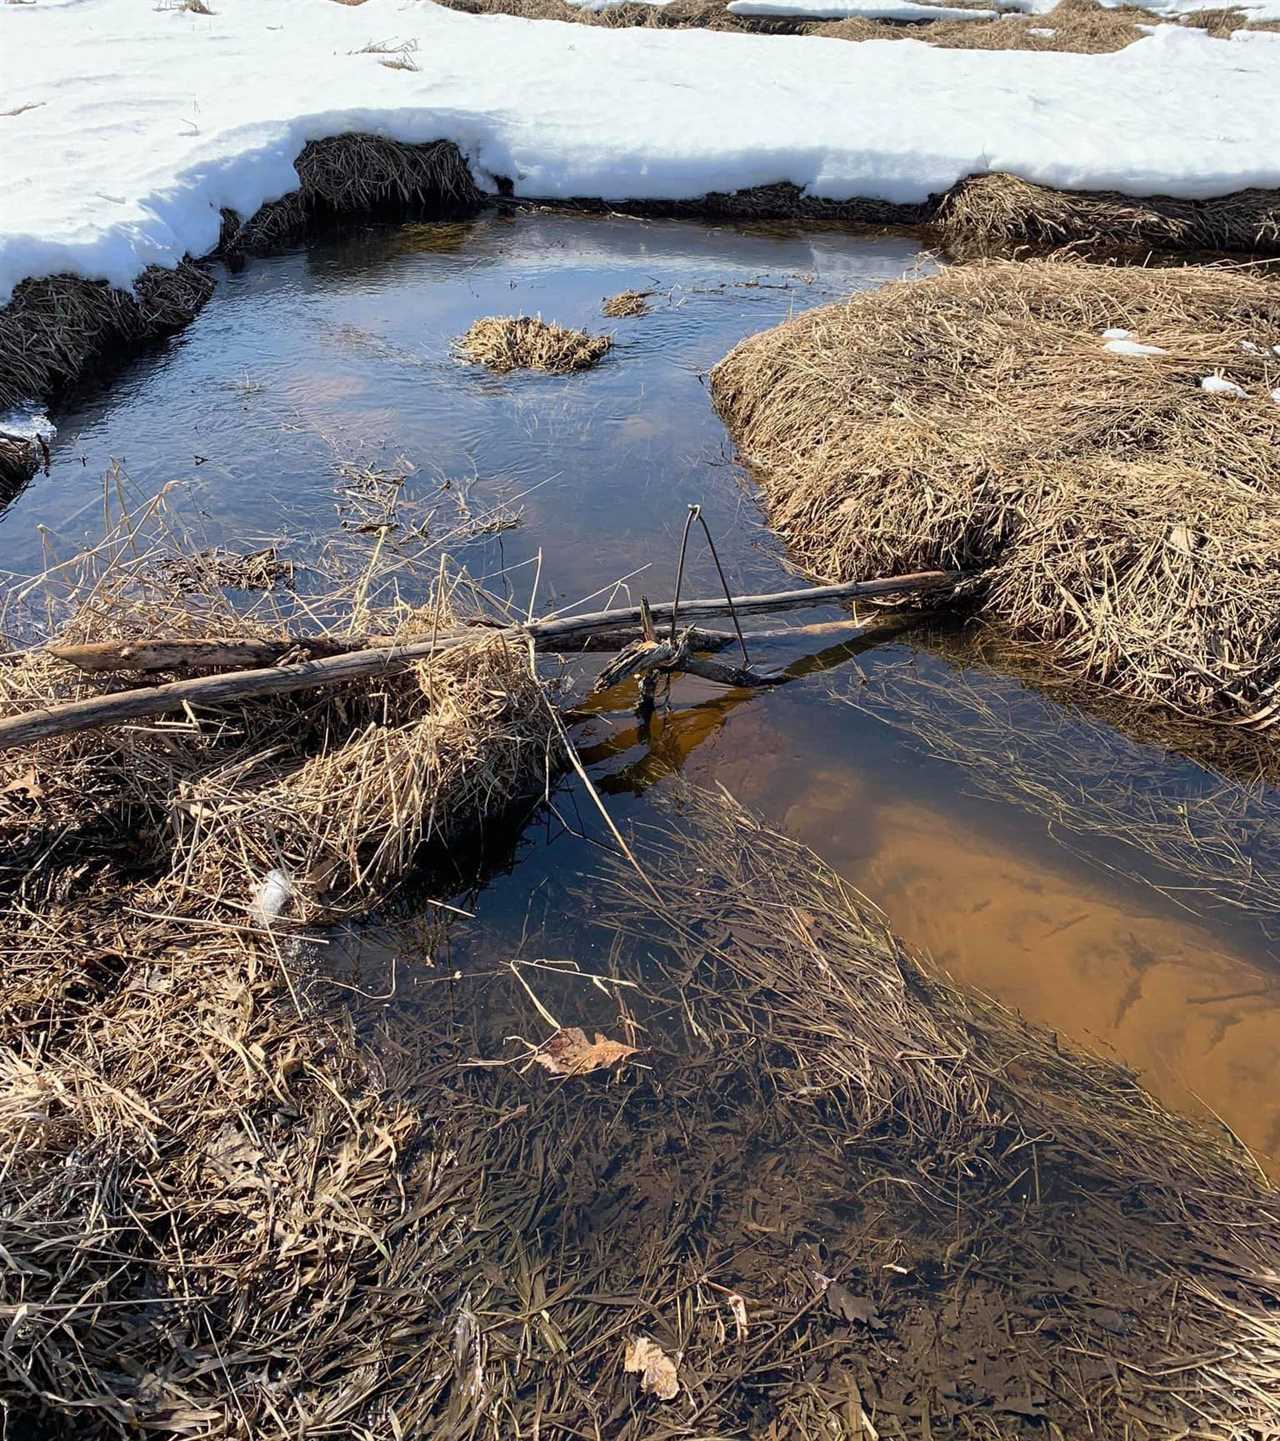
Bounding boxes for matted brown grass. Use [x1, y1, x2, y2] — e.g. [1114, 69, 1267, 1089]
[602, 287, 653, 318]
[939, 169, 1280, 257]
[456, 314, 614, 372]
[711, 259, 1280, 727]
[0, 503, 561, 1437]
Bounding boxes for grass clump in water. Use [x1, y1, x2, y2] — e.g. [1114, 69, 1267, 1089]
[602, 288, 653, 318]
[456, 314, 613, 373]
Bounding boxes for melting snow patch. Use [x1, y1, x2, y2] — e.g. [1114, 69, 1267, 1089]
[2, 0, 1280, 303]
[1272, 387, 1280, 405]
[1027, 25, 1056, 34]
[1102, 327, 1132, 339]
[1240, 340, 1262, 353]
[1201, 374, 1247, 397]
[1104, 338, 1168, 356]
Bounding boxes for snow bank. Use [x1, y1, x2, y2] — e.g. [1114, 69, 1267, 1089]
[2, 0, 1279, 304]
[727, 0, 996, 19]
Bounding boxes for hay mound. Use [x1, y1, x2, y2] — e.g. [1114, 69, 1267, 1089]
[602, 288, 652, 318]
[938, 169, 1280, 257]
[456, 314, 613, 373]
[711, 260, 1280, 725]
[0, 261, 215, 412]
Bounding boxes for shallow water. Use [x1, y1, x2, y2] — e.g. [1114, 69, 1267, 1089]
[11, 209, 1280, 1174]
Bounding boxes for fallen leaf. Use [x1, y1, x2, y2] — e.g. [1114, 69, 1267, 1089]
[623, 1335, 679, 1400]
[0, 768, 44, 803]
[532, 1026, 637, 1077]
[825, 1282, 884, 1330]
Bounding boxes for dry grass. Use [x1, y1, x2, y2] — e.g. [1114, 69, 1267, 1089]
[0, 433, 39, 492]
[602, 287, 653, 318]
[221, 134, 479, 253]
[0, 261, 215, 412]
[938, 170, 1280, 258]
[456, 314, 613, 373]
[0, 501, 562, 1438]
[711, 260, 1280, 726]
[438, 0, 1277, 48]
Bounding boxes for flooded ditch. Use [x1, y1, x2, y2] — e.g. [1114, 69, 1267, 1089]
[7, 208, 1280, 1178]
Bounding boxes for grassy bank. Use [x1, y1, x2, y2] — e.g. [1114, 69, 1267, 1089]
[711, 259, 1280, 729]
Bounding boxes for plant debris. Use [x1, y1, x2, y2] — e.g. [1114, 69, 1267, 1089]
[623, 1335, 680, 1400]
[602, 288, 652, 318]
[456, 315, 613, 374]
[531, 1025, 638, 1076]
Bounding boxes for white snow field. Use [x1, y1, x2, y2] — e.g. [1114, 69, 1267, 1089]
[1, 0, 1279, 305]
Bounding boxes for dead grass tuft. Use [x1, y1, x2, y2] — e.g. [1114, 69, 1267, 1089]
[222, 134, 479, 253]
[938, 169, 1280, 257]
[0, 433, 40, 492]
[711, 260, 1280, 726]
[0, 262, 215, 412]
[602, 288, 652, 318]
[456, 314, 613, 373]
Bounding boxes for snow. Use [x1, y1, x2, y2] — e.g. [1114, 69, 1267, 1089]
[2, 0, 1280, 305]
[1027, 26, 1056, 35]
[1105, 339, 1168, 356]
[727, 0, 996, 19]
[1201, 375, 1247, 397]
[1102, 327, 1132, 339]
[0, 410, 56, 443]
[1272, 388, 1280, 406]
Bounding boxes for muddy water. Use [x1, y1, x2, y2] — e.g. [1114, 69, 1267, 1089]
[9, 210, 1280, 1174]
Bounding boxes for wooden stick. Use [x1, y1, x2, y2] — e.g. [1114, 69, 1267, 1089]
[1, 570, 958, 752]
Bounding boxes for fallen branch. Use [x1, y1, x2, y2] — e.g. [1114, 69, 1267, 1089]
[49, 572, 959, 675]
[3, 570, 959, 751]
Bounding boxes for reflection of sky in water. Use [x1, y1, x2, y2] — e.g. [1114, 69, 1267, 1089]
[10, 211, 1280, 1174]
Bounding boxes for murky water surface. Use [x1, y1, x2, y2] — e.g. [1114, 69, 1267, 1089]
[10, 211, 1280, 1172]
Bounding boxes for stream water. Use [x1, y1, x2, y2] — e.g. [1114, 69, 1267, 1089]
[9, 209, 1280, 1174]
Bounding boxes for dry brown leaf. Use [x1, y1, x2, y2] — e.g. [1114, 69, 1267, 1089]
[532, 1026, 637, 1077]
[0, 768, 44, 802]
[623, 1335, 679, 1400]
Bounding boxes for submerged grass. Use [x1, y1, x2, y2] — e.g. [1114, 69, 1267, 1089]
[6, 490, 1280, 1433]
[456, 314, 614, 373]
[712, 259, 1280, 729]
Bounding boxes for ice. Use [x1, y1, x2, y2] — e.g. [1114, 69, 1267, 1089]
[1200, 375, 1247, 397]
[1104, 338, 1168, 356]
[1, 0, 1279, 304]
